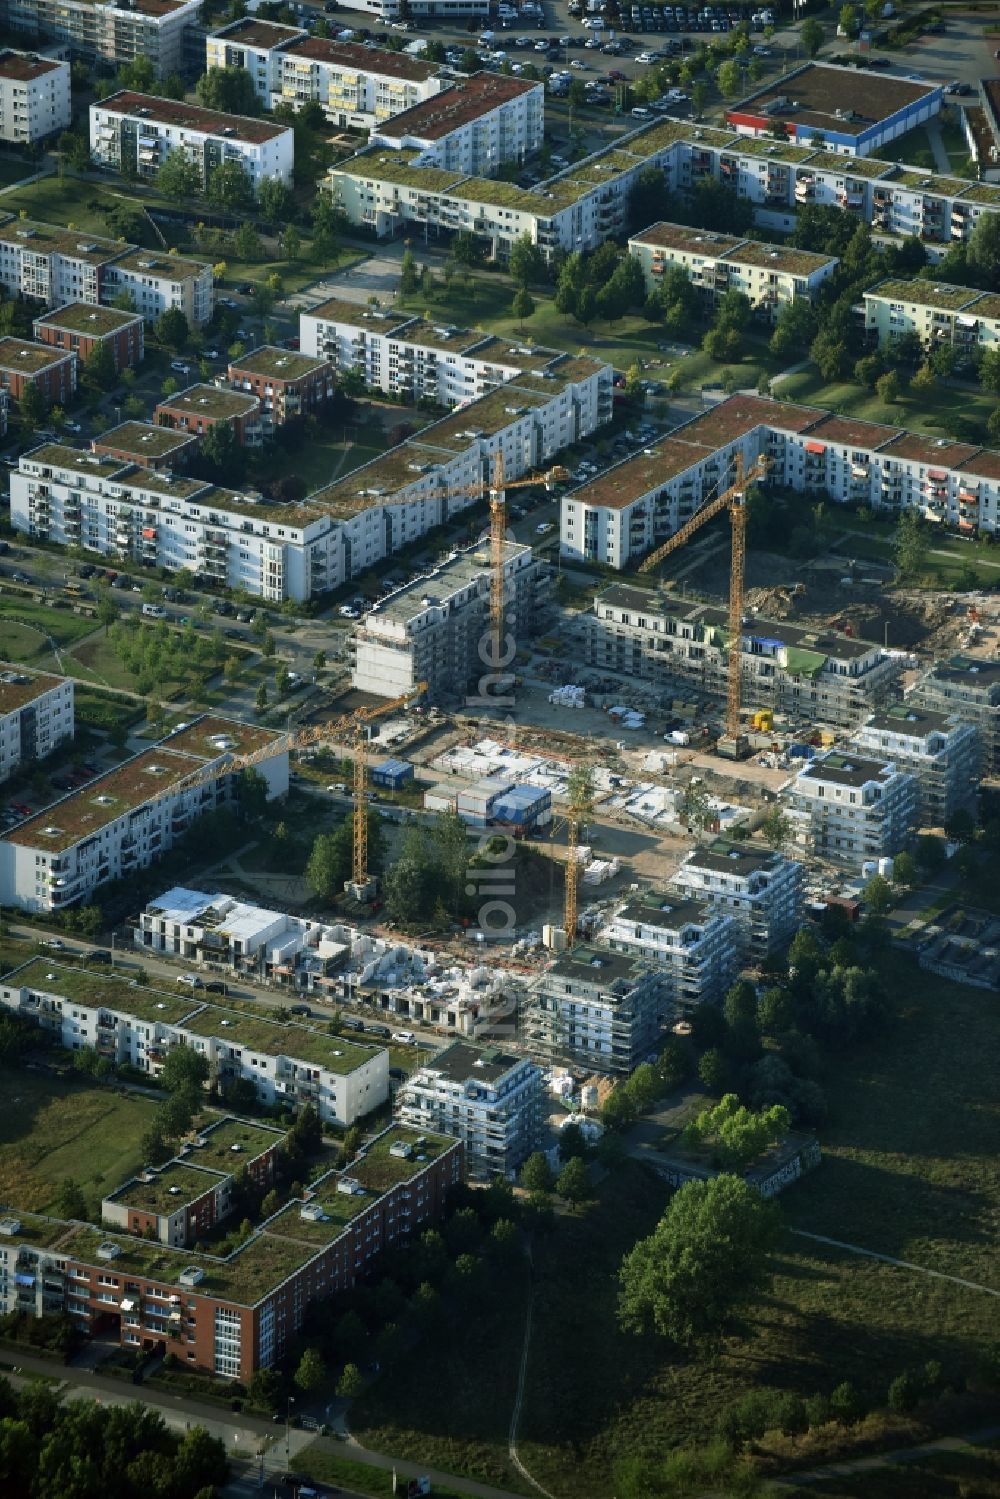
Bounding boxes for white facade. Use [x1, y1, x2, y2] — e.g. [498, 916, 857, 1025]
[104, 250, 214, 328]
[851, 706, 980, 828]
[672, 841, 804, 964]
[90, 91, 295, 190]
[3, 0, 201, 76]
[0, 716, 288, 914]
[0, 665, 74, 783]
[371, 73, 543, 178]
[135, 885, 351, 980]
[602, 893, 739, 1015]
[784, 750, 919, 869]
[0, 51, 69, 143]
[910, 659, 1000, 772]
[396, 1041, 543, 1178]
[526, 943, 663, 1076]
[0, 960, 387, 1128]
[864, 278, 1000, 358]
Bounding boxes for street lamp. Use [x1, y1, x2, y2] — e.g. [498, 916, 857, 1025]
[285, 1394, 294, 1464]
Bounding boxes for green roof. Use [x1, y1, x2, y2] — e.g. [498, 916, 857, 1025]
[180, 1005, 379, 1073]
[111, 1161, 227, 1217]
[190, 1116, 287, 1172]
[333, 147, 465, 192]
[352, 1125, 453, 1192]
[0, 1210, 75, 1249]
[35, 302, 141, 336]
[784, 646, 827, 679]
[7, 959, 198, 1026]
[230, 345, 329, 381]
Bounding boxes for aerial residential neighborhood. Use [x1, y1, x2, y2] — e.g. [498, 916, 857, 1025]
[0, 0, 996, 1496]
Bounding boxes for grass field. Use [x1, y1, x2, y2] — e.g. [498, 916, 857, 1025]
[349, 955, 1000, 1499]
[0, 157, 36, 190]
[298, 1445, 485, 1499]
[829, 514, 1000, 589]
[775, 367, 996, 442]
[0, 597, 99, 666]
[0, 1065, 158, 1217]
[792, 1440, 1000, 1497]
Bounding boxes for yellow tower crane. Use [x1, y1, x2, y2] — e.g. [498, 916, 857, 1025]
[563, 763, 595, 949]
[638, 453, 770, 759]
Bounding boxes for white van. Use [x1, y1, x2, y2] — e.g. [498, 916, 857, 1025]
[631, 106, 651, 118]
[391, 1030, 416, 1045]
[142, 603, 167, 619]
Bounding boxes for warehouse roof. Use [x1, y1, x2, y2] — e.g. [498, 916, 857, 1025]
[731, 62, 940, 138]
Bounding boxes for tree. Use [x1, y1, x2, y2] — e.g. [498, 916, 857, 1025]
[876, 369, 901, 404]
[255, 680, 268, 714]
[233, 223, 262, 262]
[910, 361, 936, 395]
[208, 159, 254, 210]
[888, 1370, 919, 1413]
[238, 766, 269, 823]
[557, 1155, 592, 1209]
[55, 1177, 88, 1219]
[283, 225, 302, 263]
[160, 1045, 210, 1095]
[197, 64, 261, 115]
[682, 1094, 791, 1170]
[769, 299, 818, 362]
[716, 58, 742, 99]
[508, 232, 544, 289]
[258, 175, 294, 222]
[198, 421, 244, 483]
[520, 1151, 555, 1194]
[893, 509, 929, 580]
[967, 213, 1000, 284]
[306, 830, 347, 901]
[294, 1346, 326, 1394]
[892, 849, 917, 887]
[618, 1176, 780, 1349]
[830, 1380, 865, 1425]
[512, 287, 535, 329]
[82, 341, 116, 394]
[399, 245, 418, 295]
[156, 306, 189, 353]
[336, 1362, 364, 1398]
[839, 3, 858, 34]
[154, 149, 201, 202]
[863, 872, 892, 915]
[800, 17, 824, 57]
[759, 804, 791, 850]
[691, 79, 708, 117]
[18, 380, 47, 433]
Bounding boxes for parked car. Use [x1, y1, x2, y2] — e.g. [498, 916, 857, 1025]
[169, 360, 191, 375]
[85, 950, 113, 965]
[289, 1004, 312, 1016]
[205, 980, 227, 994]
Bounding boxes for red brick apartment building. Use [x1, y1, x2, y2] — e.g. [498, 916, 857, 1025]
[155, 383, 262, 445]
[91, 420, 198, 471]
[0, 336, 75, 405]
[227, 346, 333, 434]
[32, 301, 145, 370]
[0, 1126, 462, 1380]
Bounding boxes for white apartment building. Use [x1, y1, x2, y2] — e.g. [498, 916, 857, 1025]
[3, 0, 202, 77]
[0, 716, 288, 914]
[629, 221, 838, 321]
[586, 583, 899, 730]
[864, 278, 1000, 359]
[0, 958, 388, 1127]
[524, 944, 663, 1076]
[335, 0, 490, 16]
[910, 656, 1000, 772]
[601, 892, 739, 1016]
[90, 92, 294, 191]
[851, 705, 980, 829]
[0, 50, 69, 143]
[672, 840, 804, 965]
[350, 540, 547, 701]
[561, 394, 1000, 567]
[0, 664, 74, 783]
[396, 1041, 543, 1178]
[784, 750, 919, 869]
[104, 249, 214, 328]
[371, 73, 543, 178]
[207, 19, 449, 130]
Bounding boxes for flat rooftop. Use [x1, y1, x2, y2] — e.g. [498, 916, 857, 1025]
[0, 663, 66, 715]
[862, 704, 959, 738]
[615, 893, 716, 932]
[376, 71, 538, 141]
[546, 943, 648, 987]
[229, 345, 329, 381]
[369, 541, 528, 624]
[0, 337, 72, 375]
[34, 302, 141, 336]
[799, 751, 895, 788]
[675, 394, 821, 448]
[720, 239, 836, 276]
[733, 62, 940, 138]
[191, 1116, 286, 1172]
[312, 443, 457, 518]
[416, 1040, 520, 1085]
[211, 16, 304, 48]
[929, 654, 1000, 686]
[284, 35, 442, 82]
[803, 412, 902, 451]
[569, 437, 715, 511]
[352, 1125, 454, 1192]
[110, 249, 209, 283]
[685, 838, 786, 877]
[0, 50, 64, 81]
[865, 278, 980, 312]
[879, 433, 979, 469]
[333, 147, 466, 193]
[157, 384, 259, 420]
[161, 715, 284, 761]
[305, 298, 411, 335]
[96, 90, 290, 144]
[92, 422, 197, 460]
[180, 1005, 378, 1073]
[111, 1161, 227, 1217]
[7, 959, 198, 1026]
[630, 221, 743, 257]
[0, 218, 122, 265]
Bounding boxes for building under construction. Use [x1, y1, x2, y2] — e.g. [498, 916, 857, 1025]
[672, 840, 804, 966]
[585, 584, 900, 729]
[908, 656, 1000, 773]
[851, 704, 980, 828]
[350, 540, 548, 701]
[600, 892, 739, 1015]
[523, 944, 663, 1076]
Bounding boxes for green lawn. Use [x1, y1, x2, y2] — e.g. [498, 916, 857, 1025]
[796, 1441, 1000, 1497]
[0, 1065, 159, 1218]
[298, 1445, 484, 1499]
[247, 428, 385, 494]
[0, 175, 149, 242]
[65, 634, 185, 697]
[0, 156, 37, 190]
[775, 367, 997, 442]
[887, 125, 937, 169]
[0, 597, 99, 666]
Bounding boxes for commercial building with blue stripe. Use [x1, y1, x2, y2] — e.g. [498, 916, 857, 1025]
[727, 62, 942, 158]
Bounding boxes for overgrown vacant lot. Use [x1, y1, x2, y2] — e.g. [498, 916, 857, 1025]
[0, 1065, 158, 1216]
[353, 956, 1000, 1499]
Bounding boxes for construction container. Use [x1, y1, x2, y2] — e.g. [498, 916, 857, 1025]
[491, 783, 552, 829]
[457, 776, 512, 826]
[371, 758, 414, 791]
[424, 784, 458, 814]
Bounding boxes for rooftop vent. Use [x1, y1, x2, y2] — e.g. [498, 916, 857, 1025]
[300, 1203, 326, 1222]
[168, 1185, 182, 1195]
[337, 1176, 364, 1196]
[96, 1240, 121, 1261]
[178, 1265, 204, 1287]
[0, 1216, 21, 1237]
[389, 1139, 413, 1159]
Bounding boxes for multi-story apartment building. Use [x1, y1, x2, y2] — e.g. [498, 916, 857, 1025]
[0, 50, 68, 143]
[784, 750, 919, 869]
[33, 301, 144, 370]
[561, 394, 1000, 566]
[629, 222, 837, 321]
[601, 892, 739, 1016]
[154, 384, 262, 446]
[0, 1124, 460, 1377]
[0, 715, 288, 913]
[370, 72, 543, 178]
[2, 0, 202, 77]
[91, 421, 198, 471]
[350, 540, 547, 700]
[726, 62, 942, 157]
[103, 248, 214, 328]
[0, 955, 387, 1127]
[89, 92, 294, 191]
[909, 656, 1000, 772]
[0, 218, 214, 327]
[227, 346, 333, 435]
[300, 299, 613, 420]
[207, 20, 449, 129]
[863, 278, 1000, 360]
[851, 704, 979, 829]
[0, 663, 74, 783]
[586, 583, 899, 730]
[0, 336, 75, 406]
[524, 943, 662, 1076]
[672, 839, 804, 965]
[396, 1041, 543, 1179]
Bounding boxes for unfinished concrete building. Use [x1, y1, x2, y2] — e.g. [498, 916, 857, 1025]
[851, 705, 980, 829]
[784, 751, 919, 869]
[585, 584, 900, 730]
[523, 944, 662, 1076]
[672, 840, 804, 965]
[601, 892, 739, 1016]
[350, 541, 548, 701]
[395, 1042, 543, 1179]
[909, 656, 1000, 772]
